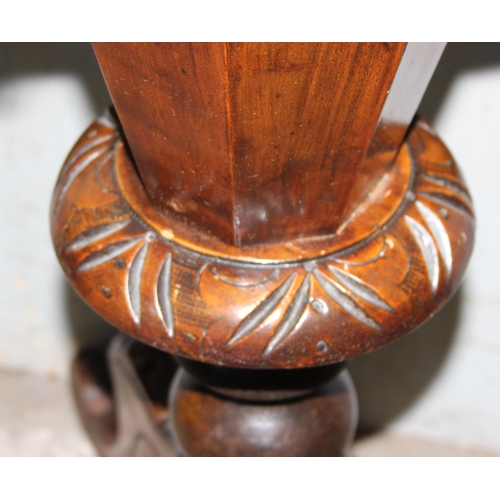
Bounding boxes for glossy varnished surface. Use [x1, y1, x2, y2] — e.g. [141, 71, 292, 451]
[94, 43, 429, 245]
[93, 43, 236, 243]
[71, 336, 356, 457]
[169, 368, 357, 457]
[226, 43, 406, 245]
[51, 113, 474, 369]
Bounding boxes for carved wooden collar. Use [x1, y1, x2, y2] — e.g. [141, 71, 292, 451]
[51, 110, 474, 369]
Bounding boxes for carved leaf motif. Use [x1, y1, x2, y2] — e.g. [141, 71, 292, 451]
[418, 174, 474, 220]
[327, 266, 394, 313]
[51, 113, 476, 368]
[420, 174, 472, 207]
[313, 270, 383, 331]
[59, 134, 115, 181]
[56, 110, 118, 210]
[57, 148, 109, 208]
[76, 236, 144, 273]
[415, 201, 453, 280]
[227, 273, 296, 346]
[67, 220, 131, 252]
[405, 215, 440, 296]
[419, 192, 473, 220]
[157, 253, 175, 337]
[263, 273, 311, 355]
[127, 242, 150, 324]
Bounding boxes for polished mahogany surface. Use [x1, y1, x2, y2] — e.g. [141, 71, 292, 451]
[51, 114, 474, 369]
[93, 43, 444, 246]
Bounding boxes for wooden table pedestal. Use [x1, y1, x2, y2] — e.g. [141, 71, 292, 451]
[51, 43, 475, 456]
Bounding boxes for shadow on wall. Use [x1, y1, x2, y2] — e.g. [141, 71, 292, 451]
[12, 42, 498, 432]
[0, 42, 110, 116]
[418, 42, 500, 122]
[353, 42, 500, 435]
[350, 288, 463, 436]
[0, 42, 115, 348]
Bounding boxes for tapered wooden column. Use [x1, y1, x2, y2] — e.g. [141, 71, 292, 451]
[51, 43, 474, 456]
[92, 43, 445, 246]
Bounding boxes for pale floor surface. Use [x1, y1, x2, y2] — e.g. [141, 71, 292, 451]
[353, 433, 497, 457]
[0, 370, 497, 457]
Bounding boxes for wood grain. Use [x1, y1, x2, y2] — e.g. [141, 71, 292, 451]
[93, 43, 235, 242]
[227, 43, 407, 244]
[94, 43, 446, 245]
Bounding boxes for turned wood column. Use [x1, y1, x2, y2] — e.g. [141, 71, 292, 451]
[91, 42, 445, 246]
[51, 43, 474, 456]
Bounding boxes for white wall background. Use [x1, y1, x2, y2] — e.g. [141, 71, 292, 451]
[1, 43, 499, 453]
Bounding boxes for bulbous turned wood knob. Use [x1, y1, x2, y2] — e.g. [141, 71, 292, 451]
[169, 367, 357, 457]
[50, 111, 474, 369]
[52, 44, 474, 368]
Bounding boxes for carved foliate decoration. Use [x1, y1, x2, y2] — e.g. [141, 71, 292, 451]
[51, 111, 474, 369]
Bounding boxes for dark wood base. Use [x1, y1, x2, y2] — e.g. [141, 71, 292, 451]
[72, 334, 357, 456]
[170, 367, 357, 457]
[72, 334, 177, 456]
